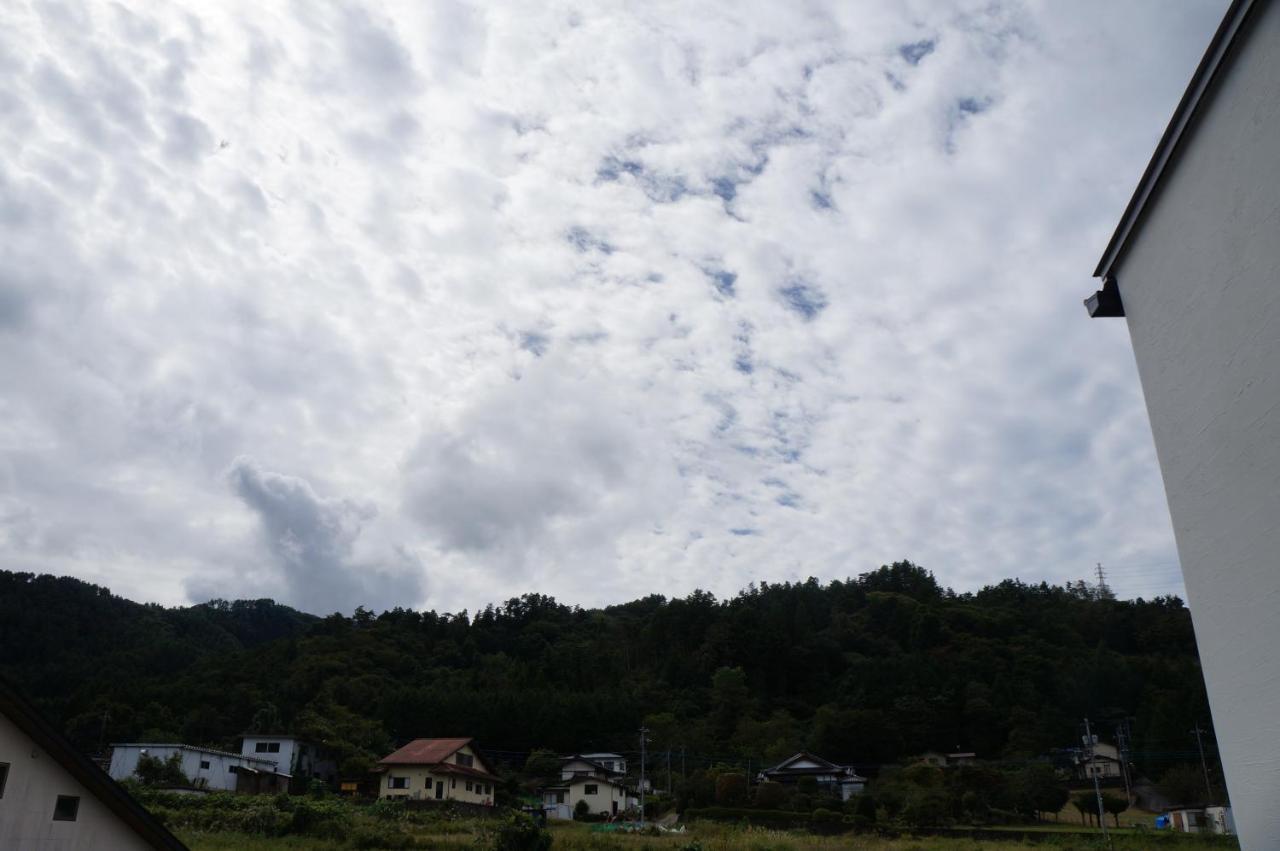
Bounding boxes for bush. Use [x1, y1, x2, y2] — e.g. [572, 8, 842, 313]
[489, 812, 552, 851]
[573, 799, 590, 819]
[752, 781, 789, 810]
[714, 773, 747, 806]
[348, 824, 416, 849]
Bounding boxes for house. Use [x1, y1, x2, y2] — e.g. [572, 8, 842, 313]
[240, 734, 338, 791]
[1205, 805, 1236, 835]
[757, 752, 866, 801]
[1085, 0, 1280, 847]
[1072, 741, 1124, 782]
[542, 755, 637, 820]
[577, 752, 627, 775]
[0, 678, 188, 850]
[377, 738, 498, 805]
[108, 744, 288, 794]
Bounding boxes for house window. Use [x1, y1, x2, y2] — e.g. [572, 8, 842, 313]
[465, 781, 473, 792]
[200, 760, 211, 770]
[388, 777, 408, 789]
[255, 742, 281, 754]
[456, 753, 473, 768]
[0, 762, 8, 799]
[53, 795, 80, 821]
[555, 791, 565, 804]
[451, 778, 456, 789]
[585, 784, 598, 795]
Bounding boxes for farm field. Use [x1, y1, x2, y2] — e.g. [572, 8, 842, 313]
[176, 818, 1241, 851]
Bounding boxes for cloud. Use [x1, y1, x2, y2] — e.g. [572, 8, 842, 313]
[0, 0, 1224, 613]
[218, 458, 424, 614]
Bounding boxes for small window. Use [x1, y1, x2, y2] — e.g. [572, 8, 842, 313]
[255, 742, 281, 754]
[53, 795, 80, 821]
[585, 784, 598, 795]
[0, 762, 8, 799]
[450, 778, 456, 789]
[200, 760, 211, 770]
[388, 776, 408, 789]
[465, 780, 473, 792]
[555, 791, 565, 804]
[456, 753, 473, 768]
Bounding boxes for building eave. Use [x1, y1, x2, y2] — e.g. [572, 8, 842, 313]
[1092, 0, 1263, 280]
[2, 679, 189, 851]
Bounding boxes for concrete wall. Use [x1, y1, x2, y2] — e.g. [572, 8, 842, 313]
[0, 713, 153, 850]
[240, 736, 297, 775]
[1111, 2, 1280, 848]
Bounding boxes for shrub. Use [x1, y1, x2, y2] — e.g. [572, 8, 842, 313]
[714, 773, 747, 806]
[573, 799, 590, 819]
[348, 824, 416, 849]
[489, 812, 552, 851]
[752, 781, 789, 810]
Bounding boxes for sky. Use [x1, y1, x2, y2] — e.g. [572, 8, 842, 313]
[0, 0, 1225, 615]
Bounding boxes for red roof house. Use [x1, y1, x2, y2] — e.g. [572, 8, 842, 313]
[377, 738, 498, 805]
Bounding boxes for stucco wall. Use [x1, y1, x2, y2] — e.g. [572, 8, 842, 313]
[1111, 2, 1280, 848]
[568, 778, 629, 816]
[0, 713, 153, 850]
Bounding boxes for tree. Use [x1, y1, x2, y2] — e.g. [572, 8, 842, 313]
[1070, 792, 1097, 827]
[1101, 793, 1129, 827]
[522, 749, 560, 783]
[134, 752, 190, 787]
[1158, 764, 1209, 807]
[573, 799, 590, 819]
[1014, 763, 1068, 820]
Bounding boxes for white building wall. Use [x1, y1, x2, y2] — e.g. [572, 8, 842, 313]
[239, 736, 297, 775]
[1109, 3, 1280, 849]
[108, 744, 270, 792]
[0, 713, 153, 850]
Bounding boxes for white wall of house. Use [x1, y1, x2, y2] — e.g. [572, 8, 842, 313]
[1, 713, 153, 850]
[1108, 3, 1280, 848]
[567, 778, 631, 817]
[108, 744, 272, 792]
[240, 736, 298, 775]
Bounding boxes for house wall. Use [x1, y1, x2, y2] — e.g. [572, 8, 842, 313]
[1110, 3, 1280, 849]
[0, 713, 153, 850]
[567, 779, 629, 816]
[240, 736, 297, 775]
[379, 747, 495, 805]
[108, 744, 274, 792]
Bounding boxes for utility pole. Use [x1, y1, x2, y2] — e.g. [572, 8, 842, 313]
[666, 749, 672, 795]
[638, 727, 649, 826]
[680, 745, 685, 782]
[1084, 718, 1112, 848]
[1115, 720, 1132, 803]
[1191, 723, 1214, 803]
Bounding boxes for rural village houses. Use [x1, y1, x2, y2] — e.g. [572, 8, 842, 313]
[756, 752, 866, 801]
[377, 737, 498, 805]
[541, 753, 639, 820]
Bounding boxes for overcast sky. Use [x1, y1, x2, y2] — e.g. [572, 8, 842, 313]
[0, 0, 1223, 615]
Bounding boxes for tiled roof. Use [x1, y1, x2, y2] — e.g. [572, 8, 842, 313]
[379, 737, 473, 765]
[432, 762, 500, 782]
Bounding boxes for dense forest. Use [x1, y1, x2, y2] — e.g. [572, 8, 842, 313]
[0, 563, 1216, 786]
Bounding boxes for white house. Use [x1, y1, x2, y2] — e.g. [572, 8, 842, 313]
[240, 734, 337, 788]
[108, 744, 285, 793]
[1086, 0, 1280, 847]
[542, 775, 637, 820]
[1, 679, 187, 850]
[1073, 741, 1124, 782]
[543, 753, 638, 820]
[757, 752, 865, 801]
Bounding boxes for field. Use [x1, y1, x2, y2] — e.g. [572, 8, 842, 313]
[174, 817, 1241, 851]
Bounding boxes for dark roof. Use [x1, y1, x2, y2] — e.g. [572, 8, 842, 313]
[560, 755, 624, 776]
[0, 678, 189, 851]
[761, 751, 865, 781]
[1093, 0, 1264, 278]
[431, 762, 500, 783]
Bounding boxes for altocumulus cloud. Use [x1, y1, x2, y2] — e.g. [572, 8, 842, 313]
[0, 0, 1225, 612]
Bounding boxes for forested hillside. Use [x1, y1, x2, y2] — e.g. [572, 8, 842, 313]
[0, 563, 1213, 781]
